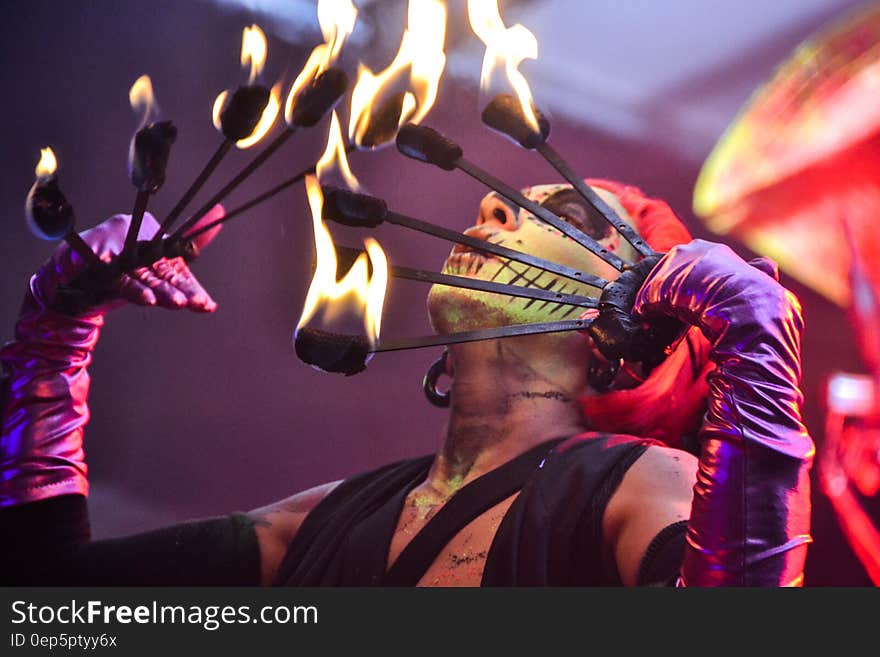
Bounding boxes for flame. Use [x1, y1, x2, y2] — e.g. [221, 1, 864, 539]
[285, 0, 358, 125]
[209, 24, 278, 148]
[406, 0, 447, 125]
[468, 0, 540, 133]
[316, 111, 360, 190]
[212, 91, 228, 131]
[297, 175, 388, 346]
[236, 82, 282, 149]
[241, 24, 268, 84]
[212, 84, 282, 150]
[349, 0, 447, 148]
[129, 74, 157, 129]
[35, 147, 57, 178]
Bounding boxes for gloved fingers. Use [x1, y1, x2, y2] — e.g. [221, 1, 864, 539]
[113, 271, 158, 307]
[180, 204, 225, 250]
[150, 257, 217, 313]
[37, 211, 220, 314]
[747, 256, 780, 281]
[633, 240, 753, 316]
[577, 308, 599, 333]
[131, 263, 190, 309]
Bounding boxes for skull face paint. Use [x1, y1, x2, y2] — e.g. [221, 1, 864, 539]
[428, 183, 640, 333]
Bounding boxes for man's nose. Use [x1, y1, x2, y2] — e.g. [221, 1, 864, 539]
[477, 195, 521, 231]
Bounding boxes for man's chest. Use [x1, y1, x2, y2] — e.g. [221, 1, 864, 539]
[386, 491, 519, 586]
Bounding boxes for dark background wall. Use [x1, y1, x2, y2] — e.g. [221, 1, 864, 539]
[0, 0, 870, 584]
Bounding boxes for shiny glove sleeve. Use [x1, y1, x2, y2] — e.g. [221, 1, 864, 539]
[1, 210, 221, 508]
[0, 291, 101, 505]
[633, 240, 814, 586]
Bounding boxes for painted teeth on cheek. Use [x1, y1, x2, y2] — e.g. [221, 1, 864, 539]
[519, 272, 549, 309]
[505, 263, 528, 287]
[535, 280, 564, 311]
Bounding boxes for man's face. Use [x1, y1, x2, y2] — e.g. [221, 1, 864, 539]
[428, 183, 640, 334]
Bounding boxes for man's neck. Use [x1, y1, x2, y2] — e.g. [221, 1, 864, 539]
[426, 344, 588, 494]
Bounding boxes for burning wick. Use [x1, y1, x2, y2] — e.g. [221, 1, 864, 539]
[467, 1, 652, 258]
[170, 0, 358, 240]
[122, 75, 178, 264]
[128, 121, 177, 194]
[480, 94, 654, 259]
[295, 175, 387, 375]
[169, 69, 348, 243]
[285, 0, 356, 128]
[294, 327, 372, 376]
[347, 0, 448, 150]
[186, 107, 358, 241]
[355, 92, 409, 149]
[124, 123, 178, 263]
[395, 123, 629, 271]
[154, 25, 278, 241]
[481, 93, 549, 149]
[152, 79, 271, 241]
[287, 68, 349, 129]
[294, 318, 590, 375]
[25, 148, 102, 269]
[155, 84, 271, 241]
[321, 186, 608, 289]
[218, 86, 273, 142]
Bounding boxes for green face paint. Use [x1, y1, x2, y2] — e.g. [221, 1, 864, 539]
[428, 184, 638, 334]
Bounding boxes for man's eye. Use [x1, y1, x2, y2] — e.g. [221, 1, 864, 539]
[541, 189, 612, 241]
[559, 212, 586, 231]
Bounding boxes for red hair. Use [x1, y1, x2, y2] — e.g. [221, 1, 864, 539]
[579, 179, 713, 449]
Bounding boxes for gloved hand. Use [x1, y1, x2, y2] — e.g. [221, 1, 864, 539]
[633, 239, 814, 586]
[0, 208, 223, 507]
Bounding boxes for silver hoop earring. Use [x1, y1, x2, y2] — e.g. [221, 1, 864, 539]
[423, 351, 451, 408]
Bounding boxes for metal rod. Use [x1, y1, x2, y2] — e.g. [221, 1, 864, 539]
[384, 209, 608, 289]
[332, 244, 598, 308]
[392, 264, 598, 308]
[372, 318, 590, 352]
[453, 157, 628, 271]
[64, 230, 104, 268]
[534, 142, 655, 258]
[123, 190, 150, 263]
[153, 140, 233, 241]
[170, 127, 297, 240]
[186, 144, 358, 240]
[335, 244, 599, 308]
[187, 166, 311, 239]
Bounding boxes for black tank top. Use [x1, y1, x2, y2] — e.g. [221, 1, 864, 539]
[274, 433, 657, 586]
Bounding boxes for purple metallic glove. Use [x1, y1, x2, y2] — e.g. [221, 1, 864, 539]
[633, 239, 814, 586]
[0, 209, 222, 507]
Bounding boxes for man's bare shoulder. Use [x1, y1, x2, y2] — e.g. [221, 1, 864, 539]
[624, 444, 699, 498]
[604, 444, 698, 586]
[247, 479, 343, 585]
[249, 479, 343, 524]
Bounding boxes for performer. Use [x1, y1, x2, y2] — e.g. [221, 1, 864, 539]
[0, 181, 813, 586]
